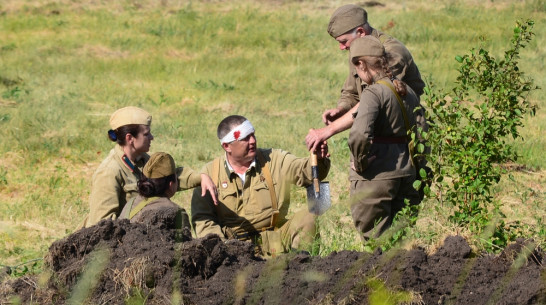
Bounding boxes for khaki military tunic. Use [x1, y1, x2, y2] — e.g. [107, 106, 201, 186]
[82, 144, 201, 228]
[347, 77, 421, 239]
[119, 196, 191, 230]
[337, 28, 425, 112]
[191, 148, 330, 254]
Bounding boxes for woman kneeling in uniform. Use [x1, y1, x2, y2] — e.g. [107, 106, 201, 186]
[305, 36, 423, 240]
[347, 36, 422, 239]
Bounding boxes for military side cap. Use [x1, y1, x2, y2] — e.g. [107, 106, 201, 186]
[109, 106, 152, 130]
[143, 152, 176, 179]
[350, 36, 385, 60]
[327, 4, 368, 38]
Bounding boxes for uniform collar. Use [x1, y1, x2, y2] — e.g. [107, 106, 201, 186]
[114, 144, 148, 172]
[223, 152, 256, 177]
[372, 75, 391, 85]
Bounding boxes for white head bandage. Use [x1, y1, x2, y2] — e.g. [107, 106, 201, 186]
[220, 120, 255, 144]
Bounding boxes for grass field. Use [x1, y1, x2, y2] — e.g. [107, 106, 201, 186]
[0, 0, 544, 273]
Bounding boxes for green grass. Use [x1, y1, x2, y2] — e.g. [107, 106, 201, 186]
[0, 0, 544, 273]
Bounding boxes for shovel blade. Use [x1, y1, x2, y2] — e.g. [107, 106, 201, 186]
[307, 181, 331, 215]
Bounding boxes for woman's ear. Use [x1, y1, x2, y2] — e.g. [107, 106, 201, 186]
[167, 180, 177, 197]
[356, 61, 364, 70]
[125, 133, 134, 145]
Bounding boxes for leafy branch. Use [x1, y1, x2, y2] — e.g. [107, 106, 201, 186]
[422, 20, 538, 250]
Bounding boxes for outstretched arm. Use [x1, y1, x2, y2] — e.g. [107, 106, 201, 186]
[321, 107, 347, 126]
[176, 167, 218, 205]
[306, 102, 360, 151]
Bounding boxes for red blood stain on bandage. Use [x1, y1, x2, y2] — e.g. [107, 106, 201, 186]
[234, 131, 241, 140]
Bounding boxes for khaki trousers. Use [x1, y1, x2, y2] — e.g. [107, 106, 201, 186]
[350, 176, 420, 240]
[259, 209, 316, 257]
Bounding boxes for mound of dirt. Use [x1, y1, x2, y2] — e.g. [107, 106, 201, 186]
[1, 213, 544, 305]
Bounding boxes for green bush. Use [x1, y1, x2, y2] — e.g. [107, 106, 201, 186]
[423, 20, 538, 251]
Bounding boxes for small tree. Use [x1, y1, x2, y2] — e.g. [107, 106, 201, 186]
[421, 20, 537, 250]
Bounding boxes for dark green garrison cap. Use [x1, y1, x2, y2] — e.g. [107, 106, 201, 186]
[327, 4, 368, 38]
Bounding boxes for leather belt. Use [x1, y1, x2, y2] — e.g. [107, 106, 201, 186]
[372, 136, 408, 144]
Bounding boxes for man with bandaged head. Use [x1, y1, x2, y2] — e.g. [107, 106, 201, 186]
[191, 115, 330, 257]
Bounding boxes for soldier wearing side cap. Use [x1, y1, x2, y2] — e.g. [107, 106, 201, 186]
[320, 4, 425, 126]
[307, 37, 423, 239]
[191, 115, 330, 257]
[80, 106, 218, 228]
[119, 152, 191, 231]
[307, 4, 430, 202]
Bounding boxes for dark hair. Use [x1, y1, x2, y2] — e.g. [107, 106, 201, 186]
[217, 115, 247, 139]
[107, 124, 142, 145]
[137, 174, 176, 198]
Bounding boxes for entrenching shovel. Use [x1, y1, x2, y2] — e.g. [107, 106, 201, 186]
[306, 152, 331, 215]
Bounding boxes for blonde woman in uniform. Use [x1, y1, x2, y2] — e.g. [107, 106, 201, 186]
[306, 36, 423, 239]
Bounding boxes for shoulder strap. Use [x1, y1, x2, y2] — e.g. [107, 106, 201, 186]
[376, 80, 416, 166]
[378, 33, 389, 44]
[376, 80, 412, 136]
[256, 150, 279, 228]
[211, 157, 221, 186]
[128, 196, 159, 219]
[120, 196, 137, 219]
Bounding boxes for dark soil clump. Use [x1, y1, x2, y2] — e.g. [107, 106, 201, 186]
[1, 215, 544, 305]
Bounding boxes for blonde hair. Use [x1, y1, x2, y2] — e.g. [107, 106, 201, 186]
[352, 54, 408, 96]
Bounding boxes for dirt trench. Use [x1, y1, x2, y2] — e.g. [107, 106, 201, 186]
[1, 212, 544, 305]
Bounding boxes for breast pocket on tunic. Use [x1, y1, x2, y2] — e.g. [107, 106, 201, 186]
[217, 184, 239, 218]
[245, 181, 275, 216]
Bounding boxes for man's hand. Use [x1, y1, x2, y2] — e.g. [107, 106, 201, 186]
[322, 108, 344, 125]
[200, 174, 218, 205]
[305, 127, 333, 152]
[314, 141, 330, 159]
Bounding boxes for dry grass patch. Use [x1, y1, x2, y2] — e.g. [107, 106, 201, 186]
[78, 45, 130, 59]
[165, 49, 195, 60]
[0, 98, 17, 107]
[113, 257, 151, 297]
[202, 101, 236, 113]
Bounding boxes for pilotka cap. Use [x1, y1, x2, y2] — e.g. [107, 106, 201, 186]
[143, 152, 176, 179]
[327, 4, 368, 38]
[109, 106, 152, 130]
[350, 36, 385, 60]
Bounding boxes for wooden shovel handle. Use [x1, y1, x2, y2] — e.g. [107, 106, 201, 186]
[310, 151, 320, 193]
[310, 151, 318, 167]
